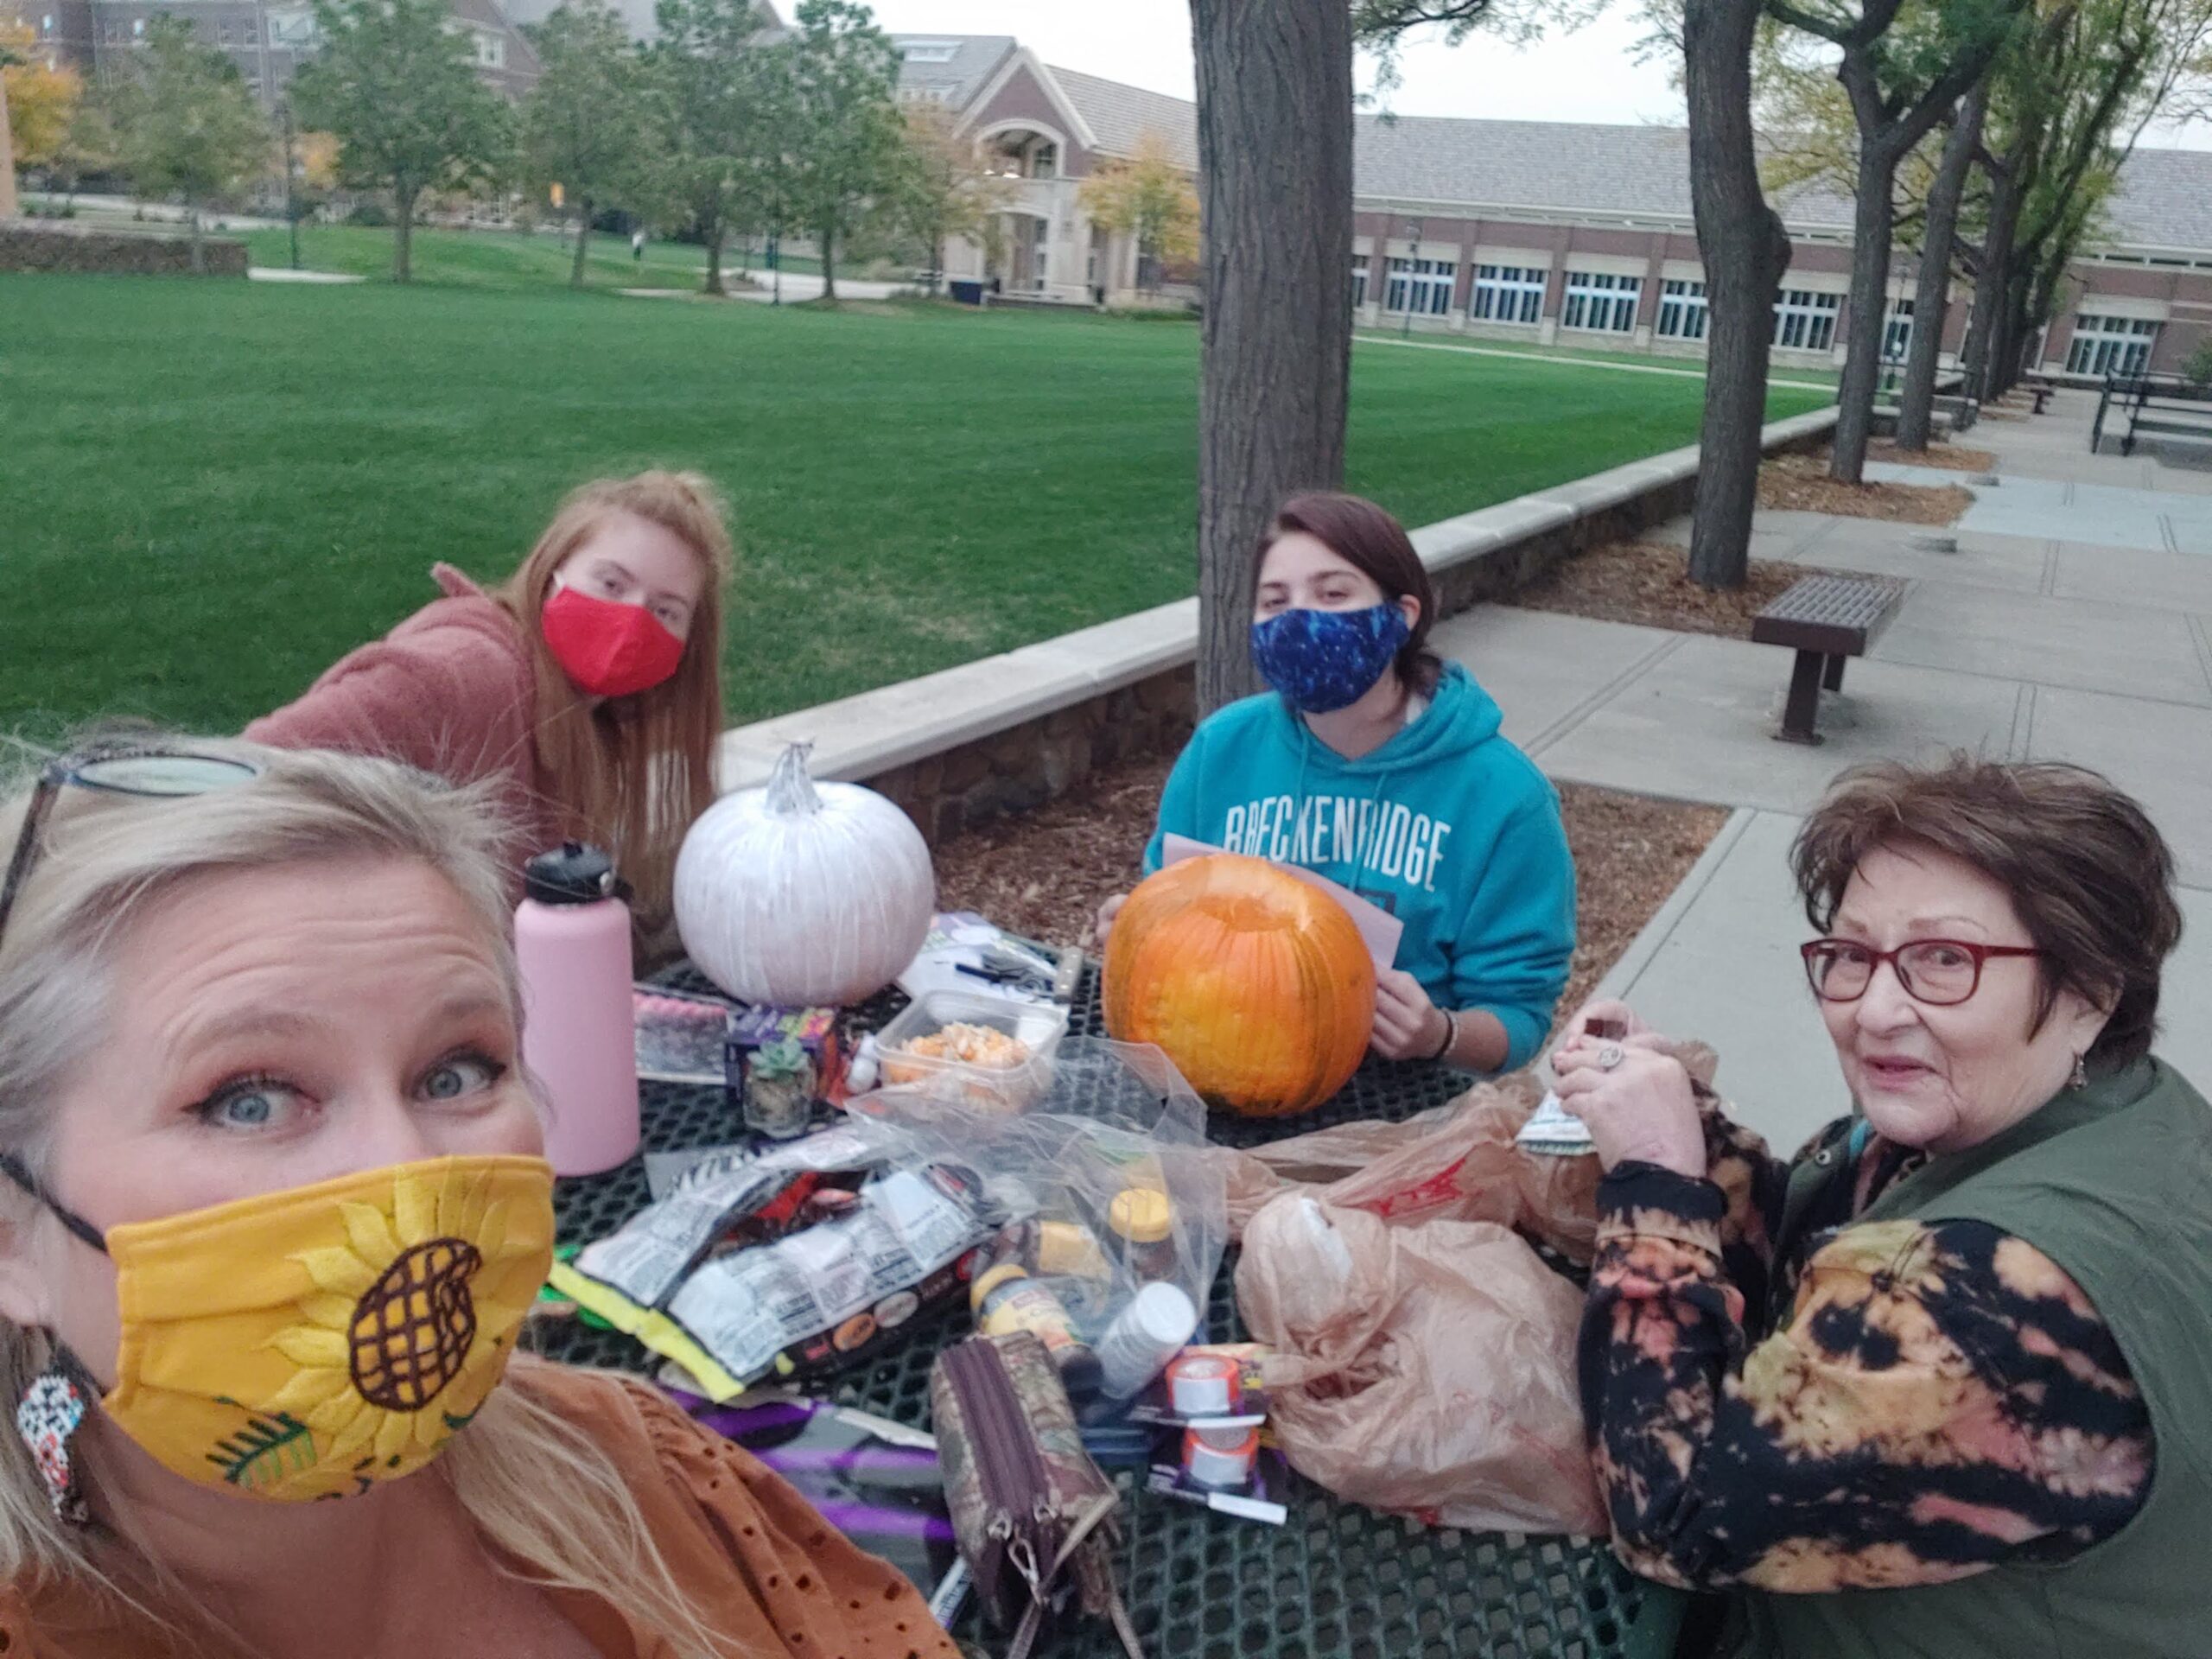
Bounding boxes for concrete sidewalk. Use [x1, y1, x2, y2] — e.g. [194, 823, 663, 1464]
[1434, 389, 2212, 1154]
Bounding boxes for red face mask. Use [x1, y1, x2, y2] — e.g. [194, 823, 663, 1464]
[541, 585, 687, 699]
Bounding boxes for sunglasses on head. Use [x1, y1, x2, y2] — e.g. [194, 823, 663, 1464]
[0, 743, 264, 953]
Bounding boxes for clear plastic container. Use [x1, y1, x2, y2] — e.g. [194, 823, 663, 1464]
[871, 988, 1067, 1114]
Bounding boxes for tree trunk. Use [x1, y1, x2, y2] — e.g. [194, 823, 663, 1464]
[1831, 137, 1897, 483]
[188, 206, 207, 274]
[1189, 0, 1353, 713]
[1961, 157, 2018, 400]
[0, 73, 18, 221]
[820, 224, 836, 300]
[1684, 0, 1793, 590]
[569, 198, 594, 287]
[393, 186, 416, 283]
[928, 230, 942, 296]
[703, 222, 725, 296]
[1896, 83, 1987, 450]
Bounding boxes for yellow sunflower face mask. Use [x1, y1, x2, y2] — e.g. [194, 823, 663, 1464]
[16, 1154, 554, 1502]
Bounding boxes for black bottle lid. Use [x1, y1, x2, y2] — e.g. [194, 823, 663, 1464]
[524, 841, 618, 906]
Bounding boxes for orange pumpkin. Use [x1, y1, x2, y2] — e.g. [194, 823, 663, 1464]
[1103, 854, 1376, 1117]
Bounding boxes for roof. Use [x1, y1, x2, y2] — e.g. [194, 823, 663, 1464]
[2101, 146, 2212, 253]
[1351, 115, 1865, 232]
[892, 35, 1018, 112]
[448, 0, 541, 75]
[1047, 65, 1199, 170]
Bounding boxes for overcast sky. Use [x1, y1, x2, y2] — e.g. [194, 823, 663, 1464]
[863, 1, 2212, 151]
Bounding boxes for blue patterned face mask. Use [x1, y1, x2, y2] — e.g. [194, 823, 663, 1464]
[1249, 603, 1412, 714]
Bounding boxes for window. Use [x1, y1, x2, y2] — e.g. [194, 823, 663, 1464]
[1882, 298, 1914, 361]
[900, 41, 958, 62]
[1772, 289, 1841, 352]
[131, 17, 144, 36]
[267, 8, 316, 45]
[1562, 270, 1641, 333]
[1030, 143, 1056, 179]
[217, 18, 233, 41]
[40, 12, 53, 29]
[2066, 314, 2158, 377]
[1470, 264, 1545, 324]
[1656, 277, 1707, 341]
[1351, 257, 1369, 308]
[1384, 257, 1457, 316]
[474, 27, 505, 67]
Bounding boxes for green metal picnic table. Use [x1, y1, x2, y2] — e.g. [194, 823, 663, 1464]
[532, 961, 1679, 1659]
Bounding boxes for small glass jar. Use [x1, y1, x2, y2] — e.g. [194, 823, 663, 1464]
[1108, 1186, 1179, 1281]
[744, 1037, 815, 1141]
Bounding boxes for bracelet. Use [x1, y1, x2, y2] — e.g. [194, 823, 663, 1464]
[1426, 1009, 1458, 1062]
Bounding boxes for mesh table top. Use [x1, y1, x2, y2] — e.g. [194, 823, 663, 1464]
[533, 962, 1669, 1659]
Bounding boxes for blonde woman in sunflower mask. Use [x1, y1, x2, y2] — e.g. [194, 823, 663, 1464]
[0, 739, 956, 1659]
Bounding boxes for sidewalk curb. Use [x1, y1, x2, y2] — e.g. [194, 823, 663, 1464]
[1592, 804, 1760, 1004]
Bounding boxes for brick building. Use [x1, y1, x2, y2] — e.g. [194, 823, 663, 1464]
[907, 35, 2212, 380]
[2, 0, 538, 108]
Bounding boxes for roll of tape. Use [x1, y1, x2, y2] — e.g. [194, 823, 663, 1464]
[1183, 1425, 1258, 1489]
[1165, 1352, 1238, 1417]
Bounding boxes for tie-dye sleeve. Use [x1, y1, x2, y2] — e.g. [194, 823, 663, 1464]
[1580, 1164, 2153, 1593]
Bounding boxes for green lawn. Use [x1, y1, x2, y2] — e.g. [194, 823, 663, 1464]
[232, 223, 829, 289]
[1357, 327, 1842, 388]
[0, 274, 1830, 740]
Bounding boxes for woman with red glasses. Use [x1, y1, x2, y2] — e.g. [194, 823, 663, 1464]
[247, 472, 733, 955]
[1548, 757, 2205, 1659]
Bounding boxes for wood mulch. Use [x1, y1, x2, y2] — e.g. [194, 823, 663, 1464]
[1866, 439, 1998, 474]
[930, 752, 1728, 1027]
[1758, 450, 1971, 524]
[1509, 538, 1838, 639]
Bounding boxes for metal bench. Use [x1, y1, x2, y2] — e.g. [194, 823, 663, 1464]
[1751, 574, 1909, 745]
[2092, 373, 2212, 455]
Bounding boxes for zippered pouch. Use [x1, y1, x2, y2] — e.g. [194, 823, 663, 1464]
[930, 1331, 1144, 1659]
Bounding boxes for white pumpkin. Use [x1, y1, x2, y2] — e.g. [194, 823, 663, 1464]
[675, 742, 936, 1007]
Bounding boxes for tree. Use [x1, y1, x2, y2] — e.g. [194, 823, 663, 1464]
[0, 38, 15, 221]
[108, 20, 270, 271]
[3, 21, 80, 173]
[521, 0, 645, 287]
[1764, 0, 2030, 482]
[1188, 0, 1354, 713]
[289, 0, 509, 283]
[1959, 0, 2189, 397]
[48, 88, 118, 207]
[640, 0, 782, 296]
[891, 100, 1014, 295]
[1680, 0, 1797, 588]
[1634, 0, 1799, 588]
[1893, 78, 1987, 448]
[1078, 131, 1199, 295]
[785, 0, 902, 302]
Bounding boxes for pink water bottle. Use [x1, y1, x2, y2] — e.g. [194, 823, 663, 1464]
[517, 842, 639, 1176]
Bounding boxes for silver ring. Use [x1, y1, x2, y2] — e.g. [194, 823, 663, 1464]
[1596, 1042, 1625, 1071]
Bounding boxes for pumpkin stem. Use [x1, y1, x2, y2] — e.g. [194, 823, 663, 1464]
[766, 742, 824, 817]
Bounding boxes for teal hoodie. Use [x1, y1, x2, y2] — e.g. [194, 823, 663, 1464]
[1142, 662, 1574, 1071]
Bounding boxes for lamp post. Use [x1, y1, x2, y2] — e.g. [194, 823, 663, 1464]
[1400, 216, 1422, 339]
[276, 97, 301, 270]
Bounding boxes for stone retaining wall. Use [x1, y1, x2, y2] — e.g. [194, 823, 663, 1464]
[717, 405, 1841, 846]
[0, 220, 250, 276]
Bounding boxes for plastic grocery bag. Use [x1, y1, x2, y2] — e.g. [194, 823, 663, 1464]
[1217, 1040, 1719, 1264]
[1236, 1194, 1606, 1536]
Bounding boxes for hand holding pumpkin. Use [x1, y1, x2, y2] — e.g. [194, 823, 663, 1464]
[1093, 891, 1127, 944]
[1370, 969, 1449, 1062]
